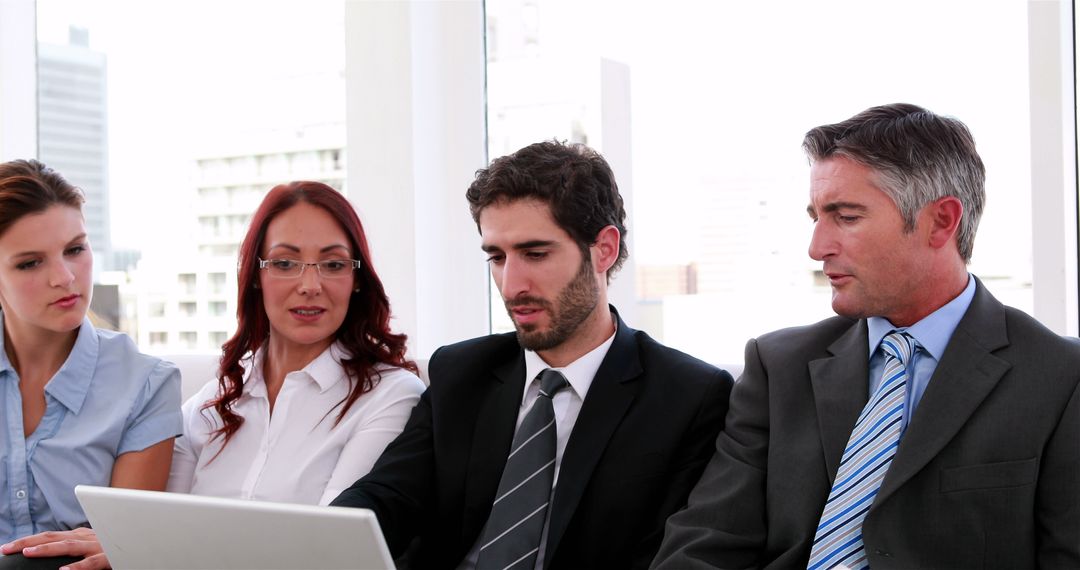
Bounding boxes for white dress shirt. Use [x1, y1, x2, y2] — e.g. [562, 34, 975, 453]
[167, 342, 424, 505]
[460, 329, 617, 569]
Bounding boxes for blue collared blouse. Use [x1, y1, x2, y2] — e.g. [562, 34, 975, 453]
[0, 315, 183, 543]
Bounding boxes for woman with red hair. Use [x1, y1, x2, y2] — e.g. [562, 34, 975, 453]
[7, 181, 424, 569]
[166, 180, 424, 504]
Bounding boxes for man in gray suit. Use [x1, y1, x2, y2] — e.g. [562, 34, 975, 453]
[652, 103, 1080, 569]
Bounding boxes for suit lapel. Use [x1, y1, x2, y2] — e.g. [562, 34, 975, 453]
[875, 281, 1011, 506]
[544, 311, 642, 563]
[809, 320, 871, 479]
[462, 349, 527, 540]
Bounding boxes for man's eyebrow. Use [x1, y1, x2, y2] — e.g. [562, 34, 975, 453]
[511, 240, 556, 250]
[808, 201, 868, 216]
[481, 240, 556, 253]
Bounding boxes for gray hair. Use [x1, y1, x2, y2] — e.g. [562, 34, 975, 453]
[802, 103, 985, 262]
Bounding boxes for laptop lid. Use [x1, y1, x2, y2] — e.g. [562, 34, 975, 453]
[74, 485, 394, 570]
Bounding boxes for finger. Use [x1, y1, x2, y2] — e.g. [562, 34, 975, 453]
[2, 528, 96, 552]
[1, 531, 65, 552]
[22, 539, 103, 558]
[59, 552, 112, 570]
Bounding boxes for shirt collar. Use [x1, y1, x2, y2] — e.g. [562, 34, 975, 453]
[304, 342, 350, 393]
[521, 328, 617, 405]
[867, 273, 976, 359]
[0, 318, 11, 377]
[243, 341, 349, 398]
[0, 313, 99, 414]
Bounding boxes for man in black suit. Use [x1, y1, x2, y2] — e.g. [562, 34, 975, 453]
[332, 140, 732, 569]
[652, 104, 1080, 569]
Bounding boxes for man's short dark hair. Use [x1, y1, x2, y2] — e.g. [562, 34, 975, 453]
[803, 103, 986, 262]
[467, 140, 629, 280]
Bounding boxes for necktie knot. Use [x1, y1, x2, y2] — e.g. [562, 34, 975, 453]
[880, 331, 916, 366]
[538, 369, 569, 399]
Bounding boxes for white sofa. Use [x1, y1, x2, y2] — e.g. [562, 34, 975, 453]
[161, 354, 220, 401]
[161, 354, 433, 402]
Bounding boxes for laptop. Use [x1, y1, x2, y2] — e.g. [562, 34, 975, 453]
[74, 485, 394, 570]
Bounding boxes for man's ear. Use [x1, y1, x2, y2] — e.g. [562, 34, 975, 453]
[591, 225, 621, 274]
[925, 196, 963, 250]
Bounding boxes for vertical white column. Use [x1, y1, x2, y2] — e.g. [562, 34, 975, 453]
[598, 58, 638, 325]
[1028, 0, 1079, 335]
[345, 0, 490, 361]
[0, 0, 37, 160]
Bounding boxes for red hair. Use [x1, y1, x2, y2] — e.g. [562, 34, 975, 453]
[204, 181, 417, 446]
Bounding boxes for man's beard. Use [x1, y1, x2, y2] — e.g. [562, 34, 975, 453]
[506, 255, 599, 352]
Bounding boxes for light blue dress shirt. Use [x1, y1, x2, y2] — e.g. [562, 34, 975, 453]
[866, 275, 976, 433]
[0, 315, 182, 543]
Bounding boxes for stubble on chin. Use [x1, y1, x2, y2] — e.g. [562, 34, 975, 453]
[513, 311, 561, 352]
[507, 254, 600, 352]
[504, 300, 550, 350]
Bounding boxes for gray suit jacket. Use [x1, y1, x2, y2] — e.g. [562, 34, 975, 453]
[653, 279, 1080, 569]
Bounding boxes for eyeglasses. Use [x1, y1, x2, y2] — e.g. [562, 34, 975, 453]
[257, 258, 360, 279]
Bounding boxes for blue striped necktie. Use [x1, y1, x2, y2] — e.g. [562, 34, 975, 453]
[476, 369, 569, 570]
[807, 331, 915, 570]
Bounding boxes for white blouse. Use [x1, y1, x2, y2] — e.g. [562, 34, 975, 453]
[167, 343, 424, 505]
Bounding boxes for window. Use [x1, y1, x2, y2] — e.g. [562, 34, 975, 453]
[148, 331, 167, 347]
[209, 331, 228, 348]
[179, 331, 197, 349]
[178, 273, 196, 295]
[148, 301, 165, 318]
[179, 302, 197, 317]
[198, 217, 220, 238]
[209, 301, 227, 317]
[485, 0, 1037, 365]
[36, 0, 346, 349]
[12, 0, 1074, 361]
[209, 272, 227, 295]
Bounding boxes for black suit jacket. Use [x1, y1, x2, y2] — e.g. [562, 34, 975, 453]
[333, 308, 733, 569]
[652, 279, 1080, 569]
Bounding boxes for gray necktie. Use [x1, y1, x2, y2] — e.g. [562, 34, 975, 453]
[476, 369, 570, 570]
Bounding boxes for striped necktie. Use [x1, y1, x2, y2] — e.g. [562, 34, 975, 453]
[807, 331, 915, 570]
[476, 369, 570, 570]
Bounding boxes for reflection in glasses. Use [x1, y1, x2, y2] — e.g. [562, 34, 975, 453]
[257, 258, 360, 279]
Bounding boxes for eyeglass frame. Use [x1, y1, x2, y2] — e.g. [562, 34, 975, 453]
[256, 257, 362, 279]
